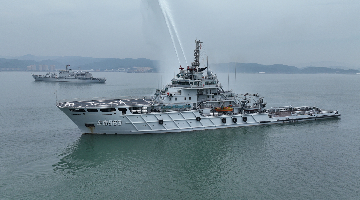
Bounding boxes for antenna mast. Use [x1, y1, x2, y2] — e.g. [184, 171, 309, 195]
[191, 40, 203, 71]
[207, 56, 209, 74]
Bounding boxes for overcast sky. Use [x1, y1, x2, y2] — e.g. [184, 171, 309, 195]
[1, 0, 359, 68]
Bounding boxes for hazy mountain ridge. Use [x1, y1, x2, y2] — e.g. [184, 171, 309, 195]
[0, 55, 158, 72]
[0, 55, 358, 74]
[213, 62, 359, 74]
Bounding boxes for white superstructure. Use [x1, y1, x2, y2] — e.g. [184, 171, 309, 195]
[32, 65, 106, 83]
[57, 40, 340, 134]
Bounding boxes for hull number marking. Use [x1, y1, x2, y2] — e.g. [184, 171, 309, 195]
[97, 120, 122, 126]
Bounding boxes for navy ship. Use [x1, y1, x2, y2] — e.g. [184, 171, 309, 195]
[32, 65, 106, 83]
[57, 40, 340, 134]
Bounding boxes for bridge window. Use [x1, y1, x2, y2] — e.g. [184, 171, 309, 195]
[129, 107, 141, 114]
[100, 108, 116, 112]
[118, 108, 127, 115]
[69, 108, 86, 112]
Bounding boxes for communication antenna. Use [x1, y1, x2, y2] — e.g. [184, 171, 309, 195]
[228, 73, 229, 91]
[207, 56, 209, 74]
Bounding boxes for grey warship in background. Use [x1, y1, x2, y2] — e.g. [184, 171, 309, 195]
[57, 40, 340, 134]
[32, 65, 106, 83]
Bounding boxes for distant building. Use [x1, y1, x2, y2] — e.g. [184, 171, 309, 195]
[117, 68, 126, 72]
[27, 65, 37, 71]
[127, 67, 153, 73]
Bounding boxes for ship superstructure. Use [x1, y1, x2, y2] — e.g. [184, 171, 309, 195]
[32, 65, 106, 83]
[57, 40, 340, 134]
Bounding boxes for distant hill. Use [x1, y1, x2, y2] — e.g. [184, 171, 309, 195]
[0, 55, 358, 74]
[212, 62, 359, 74]
[76, 58, 159, 72]
[0, 55, 159, 72]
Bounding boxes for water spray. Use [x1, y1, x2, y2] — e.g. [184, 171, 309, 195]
[158, 0, 180, 64]
[158, 0, 187, 66]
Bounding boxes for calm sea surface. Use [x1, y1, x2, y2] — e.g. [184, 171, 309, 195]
[1, 72, 359, 199]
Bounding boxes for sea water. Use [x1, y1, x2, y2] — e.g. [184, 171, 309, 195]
[1, 72, 359, 199]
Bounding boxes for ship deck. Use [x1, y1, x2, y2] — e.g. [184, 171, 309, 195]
[57, 98, 155, 108]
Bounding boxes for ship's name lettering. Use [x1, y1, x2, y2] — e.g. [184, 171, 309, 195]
[97, 120, 122, 126]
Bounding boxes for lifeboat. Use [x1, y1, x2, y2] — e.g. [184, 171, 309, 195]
[215, 106, 233, 112]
